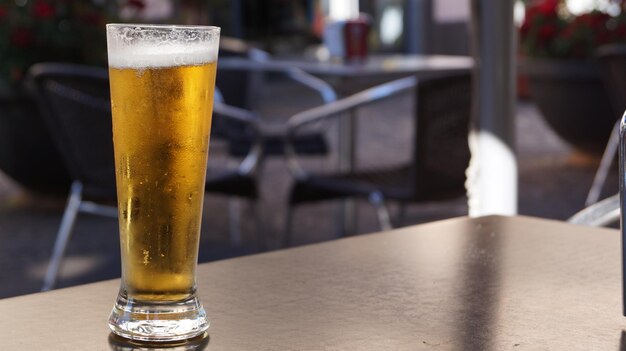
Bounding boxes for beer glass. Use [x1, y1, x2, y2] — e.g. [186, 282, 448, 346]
[609, 115, 626, 317]
[106, 24, 219, 341]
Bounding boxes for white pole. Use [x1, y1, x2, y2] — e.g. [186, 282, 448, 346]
[467, 0, 518, 216]
[328, 0, 359, 21]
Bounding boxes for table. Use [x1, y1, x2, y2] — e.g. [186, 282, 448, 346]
[1, 215, 624, 350]
[270, 54, 472, 80]
[218, 54, 473, 94]
[220, 54, 474, 235]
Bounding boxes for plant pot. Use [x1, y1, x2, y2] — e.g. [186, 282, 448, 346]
[519, 58, 616, 154]
[0, 90, 71, 195]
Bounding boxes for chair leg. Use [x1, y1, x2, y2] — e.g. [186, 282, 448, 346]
[251, 201, 267, 252]
[568, 193, 620, 227]
[283, 204, 295, 248]
[369, 191, 393, 231]
[397, 202, 408, 227]
[42, 181, 83, 291]
[228, 198, 242, 247]
[586, 120, 620, 206]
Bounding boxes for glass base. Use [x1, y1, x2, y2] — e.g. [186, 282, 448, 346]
[108, 291, 209, 342]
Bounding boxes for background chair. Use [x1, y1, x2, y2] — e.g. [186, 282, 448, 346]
[215, 44, 337, 244]
[215, 38, 337, 158]
[568, 193, 619, 227]
[27, 63, 263, 291]
[282, 72, 472, 246]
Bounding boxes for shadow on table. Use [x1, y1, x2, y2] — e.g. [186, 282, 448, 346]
[108, 333, 209, 351]
[455, 221, 503, 350]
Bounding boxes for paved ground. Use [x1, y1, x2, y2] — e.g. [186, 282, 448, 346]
[0, 80, 616, 298]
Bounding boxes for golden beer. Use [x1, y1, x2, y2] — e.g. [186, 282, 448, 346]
[106, 24, 219, 341]
[109, 63, 216, 301]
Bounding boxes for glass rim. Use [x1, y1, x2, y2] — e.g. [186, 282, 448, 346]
[106, 23, 220, 32]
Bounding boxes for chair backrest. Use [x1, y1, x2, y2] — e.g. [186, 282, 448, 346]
[212, 37, 268, 151]
[568, 193, 619, 227]
[411, 72, 472, 200]
[596, 44, 626, 117]
[27, 63, 116, 200]
[216, 37, 268, 109]
[214, 44, 336, 158]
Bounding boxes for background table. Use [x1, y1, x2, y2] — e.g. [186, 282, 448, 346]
[219, 54, 473, 81]
[270, 54, 474, 99]
[220, 54, 474, 235]
[1, 215, 623, 350]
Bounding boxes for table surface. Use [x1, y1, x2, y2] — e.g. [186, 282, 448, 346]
[1, 215, 624, 350]
[218, 54, 473, 79]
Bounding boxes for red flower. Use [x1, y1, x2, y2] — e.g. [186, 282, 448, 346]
[33, 1, 55, 19]
[521, 0, 559, 38]
[575, 12, 610, 28]
[559, 24, 577, 40]
[0, 6, 7, 19]
[10, 28, 33, 48]
[537, 0, 559, 16]
[127, 0, 146, 10]
[538, 24, 557, 41]
[520, 20, 532, 37]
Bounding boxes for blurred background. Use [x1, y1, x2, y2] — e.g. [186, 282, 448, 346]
[0, 0, 624, 298]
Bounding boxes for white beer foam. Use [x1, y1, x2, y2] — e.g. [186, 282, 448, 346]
[108, 43, 217, 69]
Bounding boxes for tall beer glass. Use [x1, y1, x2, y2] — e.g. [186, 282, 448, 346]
[106, 24, 219, 341]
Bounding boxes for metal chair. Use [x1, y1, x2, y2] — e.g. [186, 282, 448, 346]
[215, 44, 338, 244]
[568, 193, 619, 227]
[26, 63, 263, 291]
[215, 38, 337, 158]
[282, 72, 472, 246]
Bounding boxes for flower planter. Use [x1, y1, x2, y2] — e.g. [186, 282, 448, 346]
[0, 90, 71, 195]
[519, 58, 617, 154]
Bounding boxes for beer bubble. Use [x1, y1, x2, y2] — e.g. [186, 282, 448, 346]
[187, 192, 194, 204]
[142, 250, 150, 265]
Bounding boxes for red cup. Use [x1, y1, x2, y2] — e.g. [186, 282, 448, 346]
[344, 16, 370, 62]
